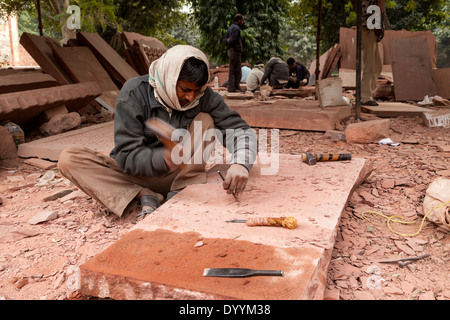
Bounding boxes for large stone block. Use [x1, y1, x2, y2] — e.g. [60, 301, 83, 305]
[19, 32, 73, 85]
[345, 119, 390, 144]
[0, 71, 58, 94]
[228, 99, 351, 132]
[0, 82, 102, 126]
[79, 154, 372, 300]
[76, 32, 139, 87]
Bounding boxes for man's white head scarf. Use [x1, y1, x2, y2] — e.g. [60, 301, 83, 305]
[148, 45, 210, 111]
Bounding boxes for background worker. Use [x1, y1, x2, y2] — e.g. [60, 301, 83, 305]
[285, 57, 310, 88]
[260, 56, 289, 89]
[223, 13, 245, 93]
[220, 62, 251, 88]
[245, 61, 265, 93]
[352, 0, 386, 106]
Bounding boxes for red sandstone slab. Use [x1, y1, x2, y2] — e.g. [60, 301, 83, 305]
[0, 71, 58, 94]
[81, 229, 321, 300]
[228, 99, 351, 131]
[19, 32, 73, 85]
[433, 68, 450, 99]
[0, 82, 102, 126]
[339, 27, 437, 70]
[390, 38, 437, 101]
[382, 30, 438, 68]
[76, 32, 139, 86]
[52, 46, 118, 92]
[79, 154, 371, 300]
[361, 102, 432, 118]
[17, 121, 114, 161]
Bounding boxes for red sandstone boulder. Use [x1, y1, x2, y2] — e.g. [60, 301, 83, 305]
[345, 119, 390, 144]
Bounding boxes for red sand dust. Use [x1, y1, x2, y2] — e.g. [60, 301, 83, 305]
[80, 228, 321, 300]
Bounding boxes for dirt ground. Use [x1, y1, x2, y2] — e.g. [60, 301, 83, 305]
[0, 97, 449, 300]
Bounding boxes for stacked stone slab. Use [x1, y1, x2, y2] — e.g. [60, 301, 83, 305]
[0, 70, 58, 94]
[0, 82, 101, 126]
[79, 155, 372, 300]
[120, 31, 167, 75]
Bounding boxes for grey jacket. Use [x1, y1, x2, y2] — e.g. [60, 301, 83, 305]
[260, 57, 289, 87]
[110, 75, 257, 177]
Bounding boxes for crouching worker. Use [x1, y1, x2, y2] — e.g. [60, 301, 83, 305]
[58, 45, 258, 219]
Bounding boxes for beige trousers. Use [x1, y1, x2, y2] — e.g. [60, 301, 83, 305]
[361, 29, 383, 103]
[58, 113, 215, 217]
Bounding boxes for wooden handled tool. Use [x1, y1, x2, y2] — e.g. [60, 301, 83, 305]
[301, 152, 351, 165]
[145, 118, 178, 150]
[226, 216, 298, 229]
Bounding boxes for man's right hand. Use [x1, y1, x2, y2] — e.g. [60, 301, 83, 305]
[162, 144, 184, 172]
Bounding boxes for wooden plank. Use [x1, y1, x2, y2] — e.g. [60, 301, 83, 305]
[52, 46, 118, 92]
[76, 32, 139, 87]
[390, 38, 437, 101]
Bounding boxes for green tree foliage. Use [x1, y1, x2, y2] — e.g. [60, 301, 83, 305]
[383, 0, 447, 31]
[190, 0, 289, 65]
[433, 2, 450, 67]
[290, 0, 447, 54]
[115, 0, 186, 36]
[0, 0, 117, 39]
[0, 0, 187, 47]
[290, 0, 355, 54]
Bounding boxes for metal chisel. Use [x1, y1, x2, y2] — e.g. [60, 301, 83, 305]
[203, 268, 283, 278]
[217, 170, 239, 202]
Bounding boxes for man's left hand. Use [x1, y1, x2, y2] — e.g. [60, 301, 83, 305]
[223, 164, 249, 197]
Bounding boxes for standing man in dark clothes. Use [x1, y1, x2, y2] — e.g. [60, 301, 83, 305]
[223, 13, 245, 92]
[285, 57, 310, 89]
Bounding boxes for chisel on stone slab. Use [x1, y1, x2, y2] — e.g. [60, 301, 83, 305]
[203, 268, 283, 278]
[217, 170, 239, 202]
[226, 216, 298, 229]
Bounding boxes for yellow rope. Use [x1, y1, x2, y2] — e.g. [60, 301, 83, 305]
[361, 200, 450, 237]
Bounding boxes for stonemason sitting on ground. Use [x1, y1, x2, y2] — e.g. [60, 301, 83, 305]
[58, 45, 258, 219]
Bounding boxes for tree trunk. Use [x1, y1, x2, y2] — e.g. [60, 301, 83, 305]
[54, 0, 76, 44]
